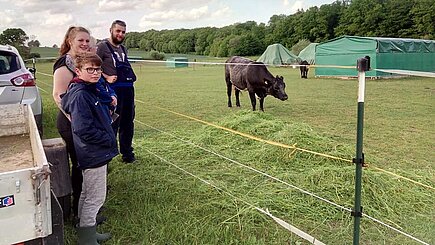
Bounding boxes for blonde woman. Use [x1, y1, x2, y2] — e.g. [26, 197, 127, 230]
[53, 26, 90, 220]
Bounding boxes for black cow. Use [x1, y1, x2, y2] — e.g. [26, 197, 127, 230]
[299, 60, 309, 79]
[225, 56, 288, 111]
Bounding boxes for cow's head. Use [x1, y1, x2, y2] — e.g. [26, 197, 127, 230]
[268, 75, 288, 101]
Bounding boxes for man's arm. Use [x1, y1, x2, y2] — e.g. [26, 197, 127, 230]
[97, 42, 118, 83]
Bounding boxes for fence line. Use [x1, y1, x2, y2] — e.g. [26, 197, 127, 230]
[29, 57, 355, 69]
[135, 119, 430, 245]
[28, 57, 435, 76]
[36, 71, 55, 78]
[133, 59, 359, 69]
[374, 69, 435, 78]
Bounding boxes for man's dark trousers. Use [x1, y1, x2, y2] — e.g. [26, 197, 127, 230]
[112, 86, 135, 159]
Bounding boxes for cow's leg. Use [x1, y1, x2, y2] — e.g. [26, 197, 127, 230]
[235, 89, 241, 107]
[259, 97, 265, 111]
[248, 92, 256, 111]
[226, 78, 232, 108]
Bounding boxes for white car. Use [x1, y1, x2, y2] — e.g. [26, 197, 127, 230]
[0, 44, 43, 134]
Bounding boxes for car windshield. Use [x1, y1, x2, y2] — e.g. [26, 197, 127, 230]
[0, 51, 21, 75]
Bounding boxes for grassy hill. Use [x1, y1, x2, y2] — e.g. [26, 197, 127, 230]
[31, 47, 59, 58]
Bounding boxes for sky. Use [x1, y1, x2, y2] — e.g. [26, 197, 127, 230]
[0, 0, 334, 47]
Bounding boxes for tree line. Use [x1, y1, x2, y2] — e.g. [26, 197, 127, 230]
[124, 0, 434, 57]
[0, 28, 41, 58]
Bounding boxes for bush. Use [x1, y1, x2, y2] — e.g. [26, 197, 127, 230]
[150, 50, 165, 60]
[29, 53, 41, 58]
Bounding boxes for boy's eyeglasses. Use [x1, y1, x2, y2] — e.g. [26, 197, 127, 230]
[84, 67, 103, 74]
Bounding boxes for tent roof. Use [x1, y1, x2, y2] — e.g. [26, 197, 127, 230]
[257, 43, 301, 65]
[298, 43, 318, 64]
[317, 35, 435, 53]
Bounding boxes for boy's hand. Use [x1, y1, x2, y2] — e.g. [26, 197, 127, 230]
[111, 96, 117, 106]
[107, 75, 117, 83]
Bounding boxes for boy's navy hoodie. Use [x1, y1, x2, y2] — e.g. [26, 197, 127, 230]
[61, 79, 118, 169]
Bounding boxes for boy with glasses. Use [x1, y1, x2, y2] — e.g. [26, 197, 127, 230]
[61, 53, 118, 244]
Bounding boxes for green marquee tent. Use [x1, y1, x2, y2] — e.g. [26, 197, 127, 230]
[257, 43, 301, 66]
[315, 36, 435, 77]
[166, 57, 188, 68]
[298, 43, 318, 64]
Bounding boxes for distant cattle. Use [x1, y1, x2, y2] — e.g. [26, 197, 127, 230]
[299, 60, 309, 79]
[225, 56, 288, 111]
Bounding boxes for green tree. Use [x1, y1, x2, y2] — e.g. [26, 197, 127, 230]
[335, 0, 385, 37]
[176, 31, 195, 54]
[28, 39, 40, 47]
[266, 14, 298, 47]
[411, 0, 435, 39]
[125, 32, 142, 48]
[209, 38, 223, 57]
[235, 33, 263, 56]
[317, 1, 346, 40]
[217, 38, 229, 57]
[0, 28, 30, 58]
[380, 0, 414, 37]
[0, 28, 29, 46]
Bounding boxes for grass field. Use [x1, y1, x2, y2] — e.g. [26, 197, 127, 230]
[34, 60, 434, 244]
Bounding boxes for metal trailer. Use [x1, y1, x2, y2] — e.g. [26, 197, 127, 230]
[0, 104, 52, 245]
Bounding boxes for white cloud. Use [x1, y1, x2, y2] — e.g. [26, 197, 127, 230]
[290, 0, 304, 12]
[138, 19, 163, 29]
[97, 0, 137, 12]
[0, 10, 15, 28]
[76, 0, 98, 4]
[142, 6, 208, 22]
[149, 0, 214, 10]
[150, 0, 168, 9]
[189, 6, 209, 19]
[15, 0, 72, 13]
[211, 6, 230, 18]
[43, 13, 74, 26]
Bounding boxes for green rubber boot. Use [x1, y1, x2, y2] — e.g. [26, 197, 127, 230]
[76, 225, 99, 245]
[96, 231, 111, 242]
